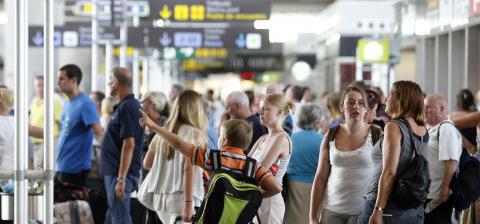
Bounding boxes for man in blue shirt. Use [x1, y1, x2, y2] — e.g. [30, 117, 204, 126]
[56, 64, 103, 186]
[102, 67, 144, 224]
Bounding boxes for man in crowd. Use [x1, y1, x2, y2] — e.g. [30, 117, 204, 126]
[101, 67, 144, 224]
[56, 64, 103, 186]
[29, 75, 63, 169]
[224, 91, 268, 153]
[424, 93, 462, 223]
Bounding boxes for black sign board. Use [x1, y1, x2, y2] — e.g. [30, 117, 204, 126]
[150, 0, 271, 22]
[127, 26, 269, 50]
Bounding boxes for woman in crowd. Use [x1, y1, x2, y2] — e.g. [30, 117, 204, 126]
[450, 89, 477, 154]
[139, 91, 170, 224]
[309, 86, 380, 224]
[0, 88, 14, 171]
[248, 93, 293, 224]
[358, 80, 428, 224]
[284, 103, 324, 224]
[141, 90, 208, 223]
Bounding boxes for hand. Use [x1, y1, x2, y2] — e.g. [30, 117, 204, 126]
[183, 202, 194, 223]
[115, 181, 126, 200]
[439, 185, 450, 203]
[139, 109, 156, 128]
[369, 211, 382, 224]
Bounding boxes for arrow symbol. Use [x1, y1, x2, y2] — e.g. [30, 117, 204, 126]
[32, 31, 44, 46]
[235, 33, 246, 49]
[159, 5, 172, 20]
[159, 32, 172, 46]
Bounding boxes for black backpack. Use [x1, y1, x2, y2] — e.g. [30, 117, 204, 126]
[390, 119, 431, 209]
[326, 125, 383, 147]
[194, 151, 263, 224]
[436, 121, 480, 210]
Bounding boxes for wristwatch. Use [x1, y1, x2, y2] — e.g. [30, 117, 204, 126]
[116, 177, 125, 184]
[374, 206, 384, 212]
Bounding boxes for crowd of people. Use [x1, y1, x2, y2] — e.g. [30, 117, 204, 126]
[1, 64, 480, 224]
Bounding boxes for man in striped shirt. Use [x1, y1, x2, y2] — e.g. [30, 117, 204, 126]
[139, 114, 282, 198]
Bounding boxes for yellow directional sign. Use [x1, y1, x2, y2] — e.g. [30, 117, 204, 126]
[190, 5, 205, 21]
[159, 5, 172, 20]
[174, 5, 189, 21]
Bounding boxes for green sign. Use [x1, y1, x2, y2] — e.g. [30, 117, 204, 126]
[160, 47, 196, 60]
[357, 39, 389, 63]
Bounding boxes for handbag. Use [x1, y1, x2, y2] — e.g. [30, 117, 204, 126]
[390, 119, 430, 209]
[137, 170, 155, 211]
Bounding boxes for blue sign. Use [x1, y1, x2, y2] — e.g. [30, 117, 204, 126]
[235, 33, 246, 48]
[174, 32, 202, 48]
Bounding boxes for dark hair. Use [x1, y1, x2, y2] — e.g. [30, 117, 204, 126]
[456, 89, 476, 111]
[92, 91, 105, 103]
[391, 80, 425, 125]
[244, 90, 254, 106]
[112, 67, 132, 88]
[59, 64, 82, 85]
[289, 85, 304, 102]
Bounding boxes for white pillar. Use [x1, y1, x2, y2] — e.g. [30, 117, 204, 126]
[91, 0, 98, 91]
[14, 0, 29, 223]
[132, 49, 139, 98]
[105, 42, 113, 95]
[43, 0, 55, 221]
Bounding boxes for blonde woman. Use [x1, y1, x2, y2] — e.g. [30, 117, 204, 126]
[310, 86, 381, 224]
[141, 90, 208, 223]
[0, 88, 14, 171]
[248, 93, 293, 224]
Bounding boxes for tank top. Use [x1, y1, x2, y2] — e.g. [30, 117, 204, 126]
[324, 132, 375, 215]
[365, 119, 429, 200]
[251, 132, 291, 183]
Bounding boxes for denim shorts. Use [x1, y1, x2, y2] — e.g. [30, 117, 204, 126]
[358, 199, 424, 224]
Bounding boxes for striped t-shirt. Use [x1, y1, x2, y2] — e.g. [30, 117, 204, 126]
[188, 145, 272, 187]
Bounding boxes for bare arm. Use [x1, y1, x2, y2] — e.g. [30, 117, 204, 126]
[370, 122, 402, 222]
[143, 137, 157, 170]
[183, 159, 195, 221]
[260, 175, 282, 198]
[91, 123, 104, 143]
[140, 110, 192, 156]
[28, 125, 43, 138]
[309, 133, 331, 223]
[257, 135, 289, 169]
[453, 112, 480, 129]
[118, 137, 135, 180]
[439, 160, 457, 203]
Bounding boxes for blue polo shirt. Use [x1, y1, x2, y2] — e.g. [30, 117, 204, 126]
[57, 92, 99, 173]
[101, 94, 144, 178]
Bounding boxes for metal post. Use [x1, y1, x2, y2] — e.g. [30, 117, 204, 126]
[105, 41, 113, 94]
[14, 0, 28, 223]
[43, 0, 55, 222]
[142, 57, 149, 93]
[119, 0, 127, 67]
[91, 0, 98, 91]
[132, 49, 139, 98]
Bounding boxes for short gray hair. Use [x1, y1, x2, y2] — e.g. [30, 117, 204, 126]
[298, 103, 324, 130]
[142, 91, 168, 114]
[226, 91, 249, 108]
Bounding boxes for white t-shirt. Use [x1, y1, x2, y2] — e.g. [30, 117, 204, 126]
[427, 120, 462, 199]
[0, 116, 15, 171]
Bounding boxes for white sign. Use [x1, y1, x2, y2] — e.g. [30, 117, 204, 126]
[246, 33, 261, 49]
[63, 31, 79, 47]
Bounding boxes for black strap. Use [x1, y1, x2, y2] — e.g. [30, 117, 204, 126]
[436, 120, 455, 139]
[243, 157, 257, 179]
[210, 150, 222, 170]
[370, 126, 383, 145]
[326, 126, 340, 151]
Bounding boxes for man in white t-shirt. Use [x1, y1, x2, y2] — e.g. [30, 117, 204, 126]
[424, 93, 462, 224]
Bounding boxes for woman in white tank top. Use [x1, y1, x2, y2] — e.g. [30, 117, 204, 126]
[248, 94, 293, 224]
[310, 86, 382, 224]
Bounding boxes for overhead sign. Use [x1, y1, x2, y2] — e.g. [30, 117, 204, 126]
[29, 23, 120, 48]
[66, 0, 150, 18]
[225, 54, 284, 72]
[127, 26, 269, 50]
[150, 0, 271, 22]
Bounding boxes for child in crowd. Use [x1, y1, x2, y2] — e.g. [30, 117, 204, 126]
[139, 115, 282, 218]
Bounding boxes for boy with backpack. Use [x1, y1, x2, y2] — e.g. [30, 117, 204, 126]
[139, 112, 282, 223]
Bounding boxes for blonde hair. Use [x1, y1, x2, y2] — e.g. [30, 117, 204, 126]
[101, 96, 117, 115]
[263, 93, 294, 116]
[163, 90, 208, 160]
[220, 119, 253, 151]
[0, 88, 14, 111]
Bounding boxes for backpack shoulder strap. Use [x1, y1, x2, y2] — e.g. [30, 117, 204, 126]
[326, 126, 340, 150]
[243, 157, 257, 179]
[209, 150, 222, 170]
[370, 125, 383, 145]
